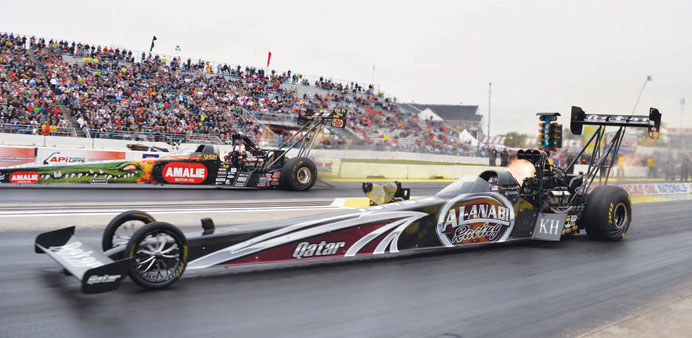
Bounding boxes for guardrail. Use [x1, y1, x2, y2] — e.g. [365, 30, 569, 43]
[0, 123, 77, 137]
[82, 127, 229, 145]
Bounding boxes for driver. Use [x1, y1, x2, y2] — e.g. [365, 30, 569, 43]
[225, 133, 249, 168]
[229, 133, 262, 168]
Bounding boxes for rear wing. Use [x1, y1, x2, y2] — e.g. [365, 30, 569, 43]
[35, 227, 130, 294]
[297, 107, 348, 128]
[566, 105, 662, 194]
[570, 106, 661, 139]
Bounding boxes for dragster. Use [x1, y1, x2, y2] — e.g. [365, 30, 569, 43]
[34, 106, 661, 293]
[1, 109, 348, 191]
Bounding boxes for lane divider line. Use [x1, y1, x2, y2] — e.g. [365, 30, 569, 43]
[0, 206, 344, 218]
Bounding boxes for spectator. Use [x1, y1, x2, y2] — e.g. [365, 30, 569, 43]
[500, 148, 509, 167]
[665, 158, 676, 181]
[681, 155, 690, 182]
[646, 156, 656, 178]
[488, 148, 497, 166]
[615, 155, 624, 177]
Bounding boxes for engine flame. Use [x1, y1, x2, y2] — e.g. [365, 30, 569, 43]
[507, 159, 535, 185]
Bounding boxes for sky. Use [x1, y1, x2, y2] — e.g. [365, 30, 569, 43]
[2, 0, 690, 135]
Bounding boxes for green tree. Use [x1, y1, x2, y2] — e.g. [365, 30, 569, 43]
[504, 132, 528, 148]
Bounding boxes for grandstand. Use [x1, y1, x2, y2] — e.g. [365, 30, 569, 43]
[399, 103, 483, 139]
[0, 32, 490, 157]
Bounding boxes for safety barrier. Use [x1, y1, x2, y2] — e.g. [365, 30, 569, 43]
[332, 161, 492, 179]
[310, 149, 488, 164]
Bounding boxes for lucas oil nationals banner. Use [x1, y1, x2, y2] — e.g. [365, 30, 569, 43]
[619, 182, 692, 196]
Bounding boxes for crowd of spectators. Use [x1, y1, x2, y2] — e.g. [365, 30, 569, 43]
[30, 36, 274, 143]
[0, 33, 73, 136]
[1, 32, 488, 157]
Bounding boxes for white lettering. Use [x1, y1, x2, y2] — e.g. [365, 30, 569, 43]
[166, 166, 206, 178]
[487, 205, 497, 219]
[323, 242, 336, 255]
[54, 242, 102, 268]
[444, 204, 511, 231]
[443, 209, 457, 232]
[549, 220, 560, 234]
[292, 241, 345, 259]
[468, 205, 478, 219]
[304, 244, 317, 257]
[451, 223, 504, 243]
[479, 205, 488, 218]
[497, 206, 506, 221]
[539, 219, 561, 235]
[539, 219, 549, 234]
[86, 274, 122, 285]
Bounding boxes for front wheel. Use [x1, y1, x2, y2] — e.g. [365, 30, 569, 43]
[125, 222, 188, 290]
[102, 210, 156, 251]
[279, 157, 317, 191]
[582, 186, 632, 241]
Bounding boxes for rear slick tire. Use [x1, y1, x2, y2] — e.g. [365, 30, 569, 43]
[582, 186, 632, 241]
[125, 222, 188, 290]
[279, 157, 317, 191]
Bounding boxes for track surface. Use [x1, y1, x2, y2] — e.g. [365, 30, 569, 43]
[1, 189, 692, 337]
[0, 182, 449, 230]
[0, 181, 446, 204]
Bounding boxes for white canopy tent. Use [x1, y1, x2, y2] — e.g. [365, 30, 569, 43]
[459, 129, 480, 146]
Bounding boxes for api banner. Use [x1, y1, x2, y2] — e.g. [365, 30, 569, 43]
[36, 148, 126, 166]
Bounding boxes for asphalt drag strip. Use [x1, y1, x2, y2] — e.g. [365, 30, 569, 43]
[0, 198, 691, 337]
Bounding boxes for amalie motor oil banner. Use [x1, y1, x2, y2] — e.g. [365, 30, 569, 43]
[0, 146, 219, 185]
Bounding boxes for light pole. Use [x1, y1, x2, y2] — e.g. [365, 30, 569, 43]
[487, 82, 492, 146]
[681, 98, 686, 130]
[371, 64, 375, 87]
[631, 75, 652, 114]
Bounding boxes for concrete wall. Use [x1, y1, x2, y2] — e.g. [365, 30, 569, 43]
[339, 162, 492, 179]
[310, 149, 488, 165]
